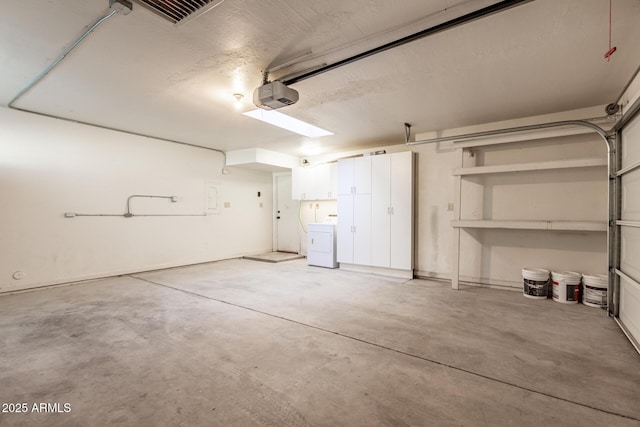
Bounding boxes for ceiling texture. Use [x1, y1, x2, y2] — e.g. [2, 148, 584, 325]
[2, 0, 640, 157]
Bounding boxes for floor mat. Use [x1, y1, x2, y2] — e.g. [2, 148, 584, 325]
[243, 251, 305, 263]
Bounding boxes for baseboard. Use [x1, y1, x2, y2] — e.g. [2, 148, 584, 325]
[414, 270, 523, 291]
[339, 263, 413, 279]
[0, 253, 269, 295]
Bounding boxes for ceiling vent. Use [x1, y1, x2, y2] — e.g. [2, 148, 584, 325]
[132, 0, 225, 25]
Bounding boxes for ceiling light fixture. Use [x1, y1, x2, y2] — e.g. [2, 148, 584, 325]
[243, 109, 333, 138]
[233, 93, 244, 109]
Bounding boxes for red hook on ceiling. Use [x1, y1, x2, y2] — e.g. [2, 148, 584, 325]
[604, 0, 617, 61]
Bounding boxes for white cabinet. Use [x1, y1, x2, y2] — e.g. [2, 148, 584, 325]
[337, 156, 373, 265]
[291, 166, 310, 200]
[337, 195, 354, 263]
[307, 223, 337, 268]
[353, 194, 372, 265]
[337, 152, 413, 274]
[371, 155, 391, 266]
[315, 163, 338, 199]
[291, 163, 338, 200]
[338, 157, 371, 195]
[337, 194, 372, 265]
[370, 151, 413, 270]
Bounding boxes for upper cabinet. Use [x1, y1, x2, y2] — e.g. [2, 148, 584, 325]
[337, 156, 372, 195]
[291, 163, 338, 200]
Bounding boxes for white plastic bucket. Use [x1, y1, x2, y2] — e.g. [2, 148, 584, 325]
[552, 271, 581, 304]
[522, 268, 550, 299]
[582, 274, 608, 308]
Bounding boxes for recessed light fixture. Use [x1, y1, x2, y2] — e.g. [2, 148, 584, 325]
[242, 109, 333, 138]
[233, 93, 244, 109]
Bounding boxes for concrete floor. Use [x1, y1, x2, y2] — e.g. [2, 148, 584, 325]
[0, 259, 639, 426]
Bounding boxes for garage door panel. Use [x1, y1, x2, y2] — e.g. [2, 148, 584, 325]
[621, 111, 640, 168]
[619, 110, 640, 351]
[621, 168, 640, 221]
[620, 275, 640, 346]
[621, 227, 640, 283]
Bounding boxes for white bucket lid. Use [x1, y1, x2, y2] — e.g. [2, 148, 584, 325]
[522, 268, 550, 280]
[552, 271, 582, 283]
[583, 273, 608, 288]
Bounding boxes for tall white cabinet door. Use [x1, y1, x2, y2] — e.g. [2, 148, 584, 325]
[353, 194, 372, 265]
[315, 163, 331, 200]
[371, 155, 391, 267]
[337, 194, 354, 263]
[291, 167, 305, 200]
[354, 156, 372, 194]
[390, 151, 413, 270]
[329, 163, 338, 199]
[338, 158, 354, 195]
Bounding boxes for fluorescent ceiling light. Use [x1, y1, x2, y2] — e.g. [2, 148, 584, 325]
[243, 109, 333, 138]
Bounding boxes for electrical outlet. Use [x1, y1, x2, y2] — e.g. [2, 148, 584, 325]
[224, 202, 231, 208]
[447, 203, 454, 211]
[12, 271, 24, 280]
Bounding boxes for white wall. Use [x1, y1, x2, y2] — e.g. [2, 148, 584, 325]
[308, 106, 610, 288]
[0, 107, 273, 292]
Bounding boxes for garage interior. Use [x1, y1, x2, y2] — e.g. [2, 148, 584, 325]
[1, 0, 640, 425]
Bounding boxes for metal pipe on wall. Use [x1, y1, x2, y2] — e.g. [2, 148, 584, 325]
[10, 107, 229, 173]
[7, 3, 228, 172]
[65, 194, 207, 218]
[66, 213, 207, 218]
[405, 120, 612, 147]
[126, 194, 177, 217]
[8, 9, 118, 108]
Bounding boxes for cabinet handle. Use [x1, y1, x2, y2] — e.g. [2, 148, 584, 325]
[311, 238, 314, 245]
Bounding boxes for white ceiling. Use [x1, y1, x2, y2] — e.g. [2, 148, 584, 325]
[2, 0, 640, 157]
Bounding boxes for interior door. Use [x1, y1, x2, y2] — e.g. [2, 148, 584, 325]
[617, 110, 640, 352]
[275, 173, 299, 253]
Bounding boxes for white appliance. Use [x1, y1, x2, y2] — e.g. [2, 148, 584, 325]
[307, 223, 337, 268]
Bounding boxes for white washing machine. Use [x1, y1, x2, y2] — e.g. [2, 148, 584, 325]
[307, 223, 338, 268]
